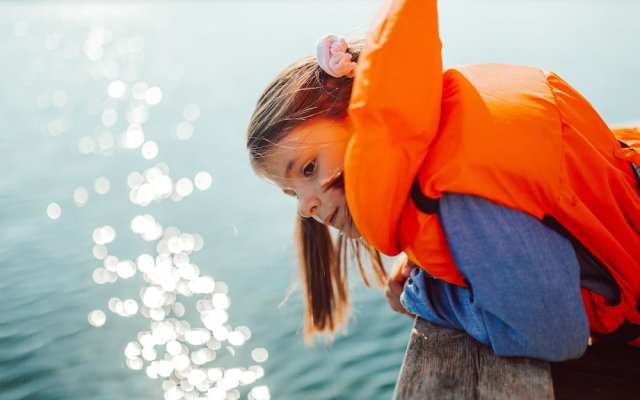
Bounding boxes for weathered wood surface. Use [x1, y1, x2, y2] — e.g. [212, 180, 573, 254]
[393, 318, 554, 400]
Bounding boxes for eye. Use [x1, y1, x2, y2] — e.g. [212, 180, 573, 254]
[283, 189, 297, 198]
[303, 160, 316, 177]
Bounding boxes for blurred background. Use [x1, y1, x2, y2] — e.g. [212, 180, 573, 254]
[1, 1, 638, 399]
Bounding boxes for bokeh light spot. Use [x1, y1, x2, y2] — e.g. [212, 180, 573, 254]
[88, 310, 106, 327]
[93, 225, 116, 245]
[93, 244, 108, 260]
[107, 80, 127, 99]
[145, 86, 162, 105]
[251, 348, 269, 363]
[250, 386, 270, 400]
[92, 267, 107, 284]
[47, 202, 62, 219]
[122, 124, 144, 149]
[212, 293, 230, 310]
[126, 106, 149, 124]
[183, 103, 201, 122]
[189, 276, 215, 294]
[52, 90, 68, 108]
[175, 178, 194, 197]
[227, 331, 245, 347]
[94, 176, 111, 194]
[136, 254, 155, 272]
[194, 171, 212, 191]
[125, 342, 142, 359]
[101, 108, 118, 126]
[237, 326, 252, 341]
[184, 328, 211, 346]
[116, 260, 136, 279]
[171, 354, 190, 371]
[78, 136, 97, 154]
[176, 121, 193, 140]
[142, 286, 166, 308]
[123, 299, 139, 315]
[207, 387, 226, 400]
[126, 357, 144, 371]
[47, 118, 65, 136]
[127, 171, 145, 189]
[73, 186, 89, 207]
[142, 141, 159, 160]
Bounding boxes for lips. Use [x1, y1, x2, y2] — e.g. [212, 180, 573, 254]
[327, 207, 338, 226]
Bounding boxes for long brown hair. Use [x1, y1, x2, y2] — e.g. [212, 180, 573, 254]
[247, 40, 387, 341]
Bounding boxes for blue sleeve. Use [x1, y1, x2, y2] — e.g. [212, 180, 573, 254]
[400, 193, 589, 361]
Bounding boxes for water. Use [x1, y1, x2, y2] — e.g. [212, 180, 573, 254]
[1, 1, 638, 399]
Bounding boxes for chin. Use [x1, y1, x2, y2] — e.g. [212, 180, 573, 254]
[335, 206, 361, 239]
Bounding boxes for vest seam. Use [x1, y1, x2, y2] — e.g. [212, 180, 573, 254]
[541, 70, 573, 213]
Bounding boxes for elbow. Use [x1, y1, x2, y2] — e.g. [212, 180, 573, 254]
[491, 321, 590, 362]
[534, 338, 588, 362]
[533, 317, 590, 362]
[493, 336, 588, 362]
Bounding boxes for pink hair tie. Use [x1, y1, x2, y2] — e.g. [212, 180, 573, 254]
[315, 34, 357, 78]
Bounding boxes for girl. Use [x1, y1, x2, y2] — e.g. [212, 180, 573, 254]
[246, 0, 640, 362]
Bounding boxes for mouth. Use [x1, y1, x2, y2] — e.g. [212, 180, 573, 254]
[327, 207, 339, 226]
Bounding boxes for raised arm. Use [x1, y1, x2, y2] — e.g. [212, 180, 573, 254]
[346, 0, 443, 255]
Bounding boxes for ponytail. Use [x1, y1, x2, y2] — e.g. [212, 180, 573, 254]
[295, 214, 386, 342]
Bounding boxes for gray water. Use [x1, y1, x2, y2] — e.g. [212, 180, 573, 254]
[1, 1, 639, 399]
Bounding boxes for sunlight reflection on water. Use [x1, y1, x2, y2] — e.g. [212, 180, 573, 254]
[5, 1, 638, 399]
[28, 8, 272, 399]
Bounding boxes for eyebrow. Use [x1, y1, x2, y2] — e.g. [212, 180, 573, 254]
[283, 145, 303, 180]
[285, 159, 295, 179]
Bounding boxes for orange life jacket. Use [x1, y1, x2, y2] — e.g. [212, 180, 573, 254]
[346, 0, 640, 343]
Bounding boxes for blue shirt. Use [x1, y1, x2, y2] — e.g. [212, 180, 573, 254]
[400, 194, 590, 362]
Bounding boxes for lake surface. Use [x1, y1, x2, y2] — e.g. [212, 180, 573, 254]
[1, 1, 638, 399]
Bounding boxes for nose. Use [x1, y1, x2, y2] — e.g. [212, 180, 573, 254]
[298, 193, 320, 218]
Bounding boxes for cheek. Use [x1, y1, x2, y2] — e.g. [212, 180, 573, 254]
[326, 188, 346, 208]
[326, 144, 347, 170]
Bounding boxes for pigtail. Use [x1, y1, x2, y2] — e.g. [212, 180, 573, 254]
[336, 230, 387, 289]
[295, 212, 387, 343]
[295, 214, 350, 342]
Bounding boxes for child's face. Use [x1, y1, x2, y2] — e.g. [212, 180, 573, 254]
[261, 118, 360, 238]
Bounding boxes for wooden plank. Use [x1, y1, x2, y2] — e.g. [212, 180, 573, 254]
[393, 318, 554, 400]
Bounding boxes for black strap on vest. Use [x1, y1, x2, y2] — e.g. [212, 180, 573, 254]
[410, 179, 440, 214]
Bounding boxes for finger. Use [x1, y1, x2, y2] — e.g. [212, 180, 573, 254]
[392, 268, 408, 283]
[384, 285, 399, 302]
[384, 288, 402, 309]
[385, 287, 412, 316]
[401, 262, 414, 278]
[387, 280, 404, 298]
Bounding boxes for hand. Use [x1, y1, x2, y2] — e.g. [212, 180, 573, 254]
[384, 253, 416, 318]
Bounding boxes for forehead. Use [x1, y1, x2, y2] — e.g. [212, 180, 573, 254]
[259, 118, 349, 182]
[281, 118, 348, 147]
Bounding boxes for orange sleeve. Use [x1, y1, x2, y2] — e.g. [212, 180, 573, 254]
[346, 0, 443, 255]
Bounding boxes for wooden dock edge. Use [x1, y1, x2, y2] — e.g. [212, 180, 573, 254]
[393, 318, 554, 400]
